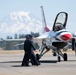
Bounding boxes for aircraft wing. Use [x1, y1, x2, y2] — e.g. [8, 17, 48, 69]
[36, 32, 50, 39]
[13, 42, 24, 46]
[4, 38, 26, 41]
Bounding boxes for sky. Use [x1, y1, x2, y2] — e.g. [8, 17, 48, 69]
[0, 0, 76, 33]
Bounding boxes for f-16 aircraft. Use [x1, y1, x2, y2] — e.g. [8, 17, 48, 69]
[35, 6, 76, 62]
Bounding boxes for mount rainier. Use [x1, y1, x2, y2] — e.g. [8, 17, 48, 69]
[0, 11, 44, 39]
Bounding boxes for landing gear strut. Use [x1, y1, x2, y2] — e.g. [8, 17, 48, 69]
[57, 48, 68, 62]
[57, 53, 68, 62]
[58, 56, 61, 62]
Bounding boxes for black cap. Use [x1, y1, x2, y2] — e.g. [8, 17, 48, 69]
[29, 35, 34, 39]
[26, 35, 30, 39]
[26, 34, 34, 39]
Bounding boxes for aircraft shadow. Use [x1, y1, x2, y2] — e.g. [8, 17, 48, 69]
[39, 60, 57, 63]
[12, 60, 57, 67]
[0, 60, 57, 64]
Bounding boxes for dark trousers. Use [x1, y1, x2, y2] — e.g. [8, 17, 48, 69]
[22, 52, 31, 66]
[30, 53, 39, 65]
[22, 51, 39, 66]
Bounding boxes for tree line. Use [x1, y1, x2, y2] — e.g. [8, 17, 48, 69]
[0, 32, 40, 40]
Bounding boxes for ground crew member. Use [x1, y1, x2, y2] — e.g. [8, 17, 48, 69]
[21, 35, 40, 66]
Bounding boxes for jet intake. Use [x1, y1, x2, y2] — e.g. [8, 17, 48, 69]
[52, 42, 67, 48]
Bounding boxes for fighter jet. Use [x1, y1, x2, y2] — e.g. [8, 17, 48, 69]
[35, 6, 76, 62]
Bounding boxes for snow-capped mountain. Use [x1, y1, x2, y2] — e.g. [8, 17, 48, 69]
[0, 11, 44, 39]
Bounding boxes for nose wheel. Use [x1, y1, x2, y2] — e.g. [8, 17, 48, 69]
[63, 53, 67, 61]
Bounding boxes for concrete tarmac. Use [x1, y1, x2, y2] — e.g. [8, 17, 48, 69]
[0, 50, 76, 75]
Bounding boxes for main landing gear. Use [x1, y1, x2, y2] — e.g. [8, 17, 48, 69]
[57, 49, 68, 62]
[58, 53, 67, 62]
[52, 42, 68, 62]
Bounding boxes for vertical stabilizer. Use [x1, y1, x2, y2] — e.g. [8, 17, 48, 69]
[40, 6, 50, 32]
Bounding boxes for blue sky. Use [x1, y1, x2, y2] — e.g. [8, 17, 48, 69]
[0, 0, 76, 33]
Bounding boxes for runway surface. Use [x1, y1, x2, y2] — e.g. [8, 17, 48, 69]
[0, 50, 76, 75]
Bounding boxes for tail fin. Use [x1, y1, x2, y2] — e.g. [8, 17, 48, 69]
[40, 6, 50, 32]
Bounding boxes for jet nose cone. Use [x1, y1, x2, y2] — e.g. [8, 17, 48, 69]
[61, 34, 72, 41]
